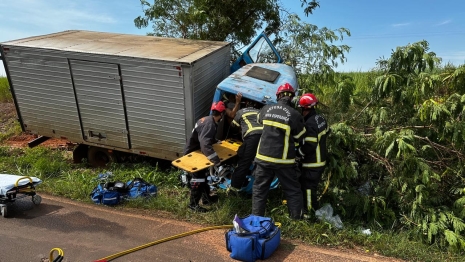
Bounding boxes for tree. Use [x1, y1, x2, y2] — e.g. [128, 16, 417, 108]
[322, 40, 465, 251]
[275, 14, 350, 91]
[134, 0, 283, 46]
[134, 1, 328, 54]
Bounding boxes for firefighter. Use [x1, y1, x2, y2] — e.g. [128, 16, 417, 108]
[184, 101, 225, 212]
[229, 99, 263, 190]
[297, 93, 329, 216]
[252, 83, 306, 219]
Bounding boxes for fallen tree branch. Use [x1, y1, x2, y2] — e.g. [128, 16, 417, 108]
[356, 125, 435, 133]
[413, 135, 464, 160]
[356, 148, 394, 175]
[351, 100, 372, 121]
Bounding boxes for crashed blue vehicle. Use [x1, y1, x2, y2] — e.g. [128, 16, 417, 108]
[207, 34, 299, 192]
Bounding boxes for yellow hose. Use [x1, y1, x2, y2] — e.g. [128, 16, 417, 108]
[49, 248, 64, 261]
[94, 222, 282, 262]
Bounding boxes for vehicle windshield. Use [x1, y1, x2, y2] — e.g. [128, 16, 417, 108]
[247, 36, 279, 63]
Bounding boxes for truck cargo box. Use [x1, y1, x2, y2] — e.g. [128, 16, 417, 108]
[0, 30, 231, 161]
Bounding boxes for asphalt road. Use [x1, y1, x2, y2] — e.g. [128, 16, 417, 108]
[0, 194, 402, 262]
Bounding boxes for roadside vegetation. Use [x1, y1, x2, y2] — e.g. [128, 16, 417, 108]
[0, 77, 21, 141]
[0, 77, 12, 102]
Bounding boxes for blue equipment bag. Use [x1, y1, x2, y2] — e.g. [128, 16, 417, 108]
[90, 175, 157, 205]
[225, 215, 281, 262]
[90, 183, 124, 205]
[126, 178, 157, 198]
[90, 184, 104, 204]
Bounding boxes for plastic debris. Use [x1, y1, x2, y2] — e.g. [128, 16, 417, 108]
[357, 181, 371, 195]
[315, 203, 343, 229]
[361, 228, 372, 235]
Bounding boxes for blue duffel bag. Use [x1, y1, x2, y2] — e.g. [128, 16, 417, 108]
[90, 183, 125, 205]
[225, 215, 281, 262]
[126, 178, 157, 199]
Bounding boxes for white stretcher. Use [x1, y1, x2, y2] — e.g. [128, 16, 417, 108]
[0, 174, 42, 217]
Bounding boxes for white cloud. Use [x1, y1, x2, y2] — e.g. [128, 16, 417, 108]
[436, 19, 452, 26]
[391, 23, 411, 27]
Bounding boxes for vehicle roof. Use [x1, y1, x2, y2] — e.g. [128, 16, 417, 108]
[1, 30, 230, 64]
[217, 63, 298, 105]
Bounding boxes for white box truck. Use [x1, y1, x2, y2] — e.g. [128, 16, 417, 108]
[0, 30, 298, 167]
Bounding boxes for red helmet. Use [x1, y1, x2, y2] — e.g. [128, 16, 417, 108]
[211, 101, 226, 113]
[276, 83, 295, 97]
[299, 93, 318, 108]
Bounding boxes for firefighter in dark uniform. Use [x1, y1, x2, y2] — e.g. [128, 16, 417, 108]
[252, 83, 306, 219]
[230, 100, 263, 190]
[297, 93, 329, 216]
[184, 101, 226, 212]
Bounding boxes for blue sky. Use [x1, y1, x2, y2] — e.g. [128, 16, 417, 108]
[1, 0, 464, 76]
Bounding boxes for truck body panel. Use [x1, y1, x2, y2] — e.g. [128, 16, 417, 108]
[215, 63, 298, 105]
[1, 30, 231, 160]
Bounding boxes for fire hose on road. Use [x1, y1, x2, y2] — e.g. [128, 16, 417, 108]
[93, 221, 282, 262]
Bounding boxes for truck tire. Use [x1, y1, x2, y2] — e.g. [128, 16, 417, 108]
[73, 144, 88, 163]
[87, 147, 114, 167]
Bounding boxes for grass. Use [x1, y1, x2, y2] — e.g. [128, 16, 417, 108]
[0, 77, 12, 102]
[0, 145, 463, 262]
[0, 77, 21, 141]
[0, 119, 21, 142]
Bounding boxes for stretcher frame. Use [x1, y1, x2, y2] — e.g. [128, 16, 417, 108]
[171, 139, 242, 172]
[0, 174, 42, 218]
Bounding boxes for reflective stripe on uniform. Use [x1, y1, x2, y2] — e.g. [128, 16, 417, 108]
[294, 127, 306, 139]
[306, 189, 312, 210]
[242, 112, 263, 137]
[231, 119, 239, 127]
[299, 147, 305, 157]
[317, 143, 322, 163]
[302, 161, 326, 168]
[305, 137, 317, 142]
[256, 153, 295, 164]
[207, 152, 218, 160]
[263, 120, 290, 159]
[190, 178, 206, 182]
[303, 126, 329, 167]
[318, 128, 329, 139]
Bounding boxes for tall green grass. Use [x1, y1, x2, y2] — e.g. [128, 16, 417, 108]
[0, 77, 12, 102]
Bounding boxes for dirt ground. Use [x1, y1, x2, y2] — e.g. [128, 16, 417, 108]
[0, 102, 71, 148]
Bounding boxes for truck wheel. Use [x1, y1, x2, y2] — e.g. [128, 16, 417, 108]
[73, 144, 88, 163]
[87, 147, 114, 167]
